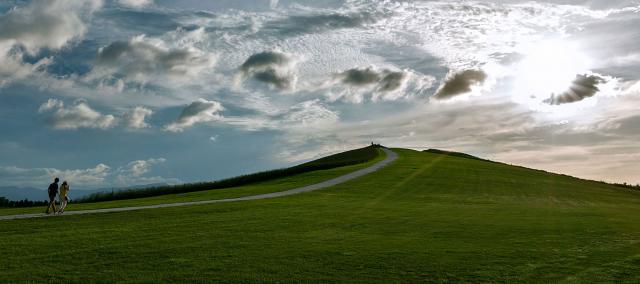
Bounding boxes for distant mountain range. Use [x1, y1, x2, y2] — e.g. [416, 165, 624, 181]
[0, 183, 170, 201]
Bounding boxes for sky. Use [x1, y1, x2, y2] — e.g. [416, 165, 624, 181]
[0, 0, 639, 190]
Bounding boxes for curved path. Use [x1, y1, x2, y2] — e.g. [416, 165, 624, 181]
[0, 148, 398, 221]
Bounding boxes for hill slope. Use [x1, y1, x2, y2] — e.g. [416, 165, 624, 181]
[0, 145, 382, 206]
[0, 147, 385, 216]
[1, 148, 639, 282]
[75, 145, 382, 203]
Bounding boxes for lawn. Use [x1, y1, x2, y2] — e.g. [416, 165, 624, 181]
[1, 148, 639, 282]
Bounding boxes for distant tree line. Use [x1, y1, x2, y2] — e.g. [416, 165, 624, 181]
[611, 182, 640, 190]
[0, 196, 48, 208]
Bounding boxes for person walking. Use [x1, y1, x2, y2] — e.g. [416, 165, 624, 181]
[45, 178, 59, 214]
[58, 181, 70, 214]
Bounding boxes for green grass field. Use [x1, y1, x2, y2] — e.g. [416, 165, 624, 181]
[1, 148, 640, 282]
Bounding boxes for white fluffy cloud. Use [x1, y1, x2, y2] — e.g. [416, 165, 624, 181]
[0, 157, 178, 188]
[38, 98, 116, 130]
[38, 99, 157, 130]
[0, 163, 110, 188]
[123, 106, 153, 129]
[121, 158, 164, 177]
[165, 99, 225, 132]
[0, 0, 102, 85]
[0, 46, 51, 86]
[0, 0, 102, 53]
[117, 0, 153, 8]
[113, 158, 176, 186]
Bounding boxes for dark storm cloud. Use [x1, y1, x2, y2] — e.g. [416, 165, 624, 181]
[434, 69, 487, 99]
[544, 74, 604, 105]
[341, 67, 381, 86]
[263, 12, 378, 37]
[338, 67, 408, 92]
[240, 51, 290, 72]
[239, 51, 296, 90]
[378, 71, 407, 92]
[252, 68, 294, 90]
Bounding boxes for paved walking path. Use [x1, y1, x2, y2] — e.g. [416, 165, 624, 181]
[0, 148, 398, 221]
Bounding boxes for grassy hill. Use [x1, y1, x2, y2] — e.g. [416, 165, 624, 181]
[1, 148, 640, 282]
[74, 145, 381, 204]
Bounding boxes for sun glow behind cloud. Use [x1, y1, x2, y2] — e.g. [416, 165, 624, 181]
[511, 38, 597, 114]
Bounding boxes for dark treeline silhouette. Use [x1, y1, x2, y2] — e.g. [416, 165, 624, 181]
[612, 182, 640, 190]
[0, 196, 48, 208]
[75, 145, 382, 203]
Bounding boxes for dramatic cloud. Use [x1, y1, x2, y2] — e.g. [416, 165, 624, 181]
[434, 69, 488, 99]
[337, 67, 416, 94]
[544, 74, 605, 105]
[123, 106, 153, 129]
[340, 67, 382, 86]
[92, 29, 215, 85]
[0, 0, 102, 85]
[38, 99, 116, 130]
[328, 67, 433, 103]
[0, 47, 51, 86]
[0, 0, 101, 54]
[118, 0, 153, 8]
[239, 51, 297, 90]
[378, 71, 408, 92]
[165, 99, 225, 132]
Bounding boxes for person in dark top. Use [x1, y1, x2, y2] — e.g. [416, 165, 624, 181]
[45, 178, 59, 214]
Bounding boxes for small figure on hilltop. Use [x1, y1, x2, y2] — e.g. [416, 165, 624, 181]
[45, 177, 59, 214]
[58, 181, 70, 214]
